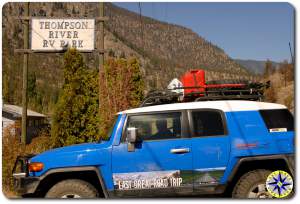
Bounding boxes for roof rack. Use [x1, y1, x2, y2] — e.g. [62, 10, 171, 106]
[140, 86, 265, 107]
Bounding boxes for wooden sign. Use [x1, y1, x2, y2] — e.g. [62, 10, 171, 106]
[31, 18, 95, 51]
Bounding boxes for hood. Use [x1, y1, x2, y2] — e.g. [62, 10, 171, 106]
[30, 142, 112, 176]
[39, 142, 101, 155]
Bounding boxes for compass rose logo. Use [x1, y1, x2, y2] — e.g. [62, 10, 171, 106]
[266, 170, 293, 198]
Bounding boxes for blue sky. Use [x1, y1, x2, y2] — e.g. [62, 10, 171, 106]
[114, 2, 294, 62]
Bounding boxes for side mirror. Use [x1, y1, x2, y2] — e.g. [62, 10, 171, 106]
[127, 127, 137, 152]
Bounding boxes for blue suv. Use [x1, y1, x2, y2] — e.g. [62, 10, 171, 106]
[13, 100, 294, 198]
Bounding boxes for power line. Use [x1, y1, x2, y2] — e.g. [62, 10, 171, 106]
[138, 2, 144, 51]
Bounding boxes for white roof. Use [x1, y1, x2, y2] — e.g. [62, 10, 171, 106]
[2, 104, 46, 118]
[119, 100, 287, 114]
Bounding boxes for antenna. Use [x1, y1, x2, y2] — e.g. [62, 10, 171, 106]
[289, 42, 294, 64]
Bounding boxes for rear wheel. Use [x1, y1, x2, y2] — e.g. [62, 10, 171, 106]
[233, 169, 272, 198]
[45, 179, 98, 198]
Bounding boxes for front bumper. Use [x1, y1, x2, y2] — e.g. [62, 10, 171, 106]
[12, 155, 40, 196]
[14, 176, 40, 195]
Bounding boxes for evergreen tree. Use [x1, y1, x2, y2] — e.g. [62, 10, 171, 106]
[129, 58, 145, 107]
[51, 49, 99, 147]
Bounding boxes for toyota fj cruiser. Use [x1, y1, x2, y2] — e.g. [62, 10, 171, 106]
[13, 100, 294, 198]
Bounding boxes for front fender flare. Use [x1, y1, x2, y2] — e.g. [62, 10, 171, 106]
[35, 166, 108, 198]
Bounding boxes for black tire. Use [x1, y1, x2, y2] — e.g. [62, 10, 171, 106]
[232, 169, 272, 199]
[45, 179, 99, 198]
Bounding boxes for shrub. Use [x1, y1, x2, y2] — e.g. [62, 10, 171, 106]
[284, 94, 294, 113]
[99, 57, 144, 139]
[2, 125, 52, 196]
[264, 86, 277, 103]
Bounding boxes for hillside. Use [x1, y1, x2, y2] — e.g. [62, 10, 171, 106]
[105, 4, 250, 76]
[264, 70, 294, 113]
[235, 59, 280, 75]
[2, 2, 255, 114]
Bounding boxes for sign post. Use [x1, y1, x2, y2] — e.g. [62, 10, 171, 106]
[21, 2, 29, 144]
[16, 3, 106, 144]
[98, 2, 104, 137]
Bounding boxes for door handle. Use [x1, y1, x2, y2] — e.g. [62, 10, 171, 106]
[170, 148, 190, 154]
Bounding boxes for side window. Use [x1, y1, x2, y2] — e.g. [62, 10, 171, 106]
[191, 110, 225, 137]
[125, 112, 182, 141]
[259, 109, 294, 132]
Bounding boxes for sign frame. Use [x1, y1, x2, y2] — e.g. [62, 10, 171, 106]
[30, 17, 96, 52]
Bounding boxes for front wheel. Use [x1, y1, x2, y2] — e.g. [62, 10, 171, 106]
[232, 169, 272, 198]
[45, 179, 98, 198]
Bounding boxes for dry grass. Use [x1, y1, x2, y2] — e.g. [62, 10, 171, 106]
[264, 70, 294, 113]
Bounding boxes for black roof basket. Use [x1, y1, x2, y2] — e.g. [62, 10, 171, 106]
[140, 82, 268, 107]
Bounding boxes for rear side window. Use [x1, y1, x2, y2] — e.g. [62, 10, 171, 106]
[259, 109, 294, 132]
[191, 110, 226, 137]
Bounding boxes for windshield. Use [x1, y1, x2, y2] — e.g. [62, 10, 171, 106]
[99, 116, 118, 142]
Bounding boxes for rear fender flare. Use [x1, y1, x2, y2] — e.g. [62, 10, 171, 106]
[227, 154, 294, 183]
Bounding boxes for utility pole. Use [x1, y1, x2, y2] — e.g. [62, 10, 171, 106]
[98, 2, 104, 135]
[21, 2, 29, 144]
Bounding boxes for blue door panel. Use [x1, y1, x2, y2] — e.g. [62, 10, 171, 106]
[111, 139, 193, 190]
[191, 135, 230, 186]
[190, 110, 231, 186]
[112, 140, 192, 172]
[192, 136, 230, 169]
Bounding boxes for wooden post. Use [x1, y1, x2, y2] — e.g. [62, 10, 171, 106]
[98, 2, 104, 136]
[21, 2, 29, 144]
